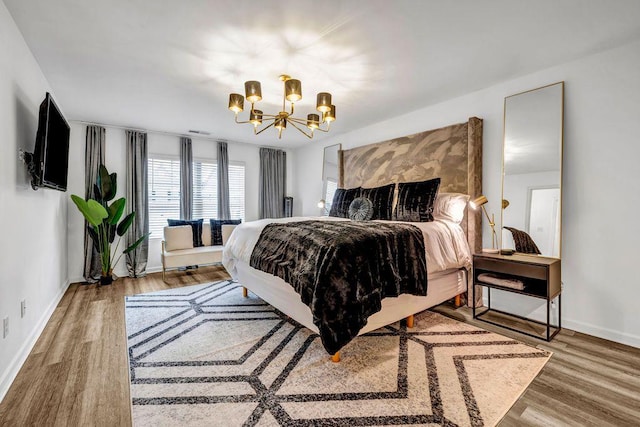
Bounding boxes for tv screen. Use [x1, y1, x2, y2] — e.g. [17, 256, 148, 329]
[31, 93, 70, 191]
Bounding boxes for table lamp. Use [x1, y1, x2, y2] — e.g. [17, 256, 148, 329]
[317, 199, 329, 215]
[470, 195, 499, 253]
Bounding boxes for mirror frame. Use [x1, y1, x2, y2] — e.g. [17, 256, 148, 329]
[500, 81, 564, 258]
[322, 143, 341, 182]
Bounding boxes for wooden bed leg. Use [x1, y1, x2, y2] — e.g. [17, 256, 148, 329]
[406, 314, 415, 328]
[331, 351, 341, 363]
[242, 287, 248, 298]
[455, 294, 462, 308]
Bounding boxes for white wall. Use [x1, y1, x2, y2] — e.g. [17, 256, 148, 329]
[0, 2, 69, 400]
[67, 126, 295, 282]
[294, 40, 640, 348]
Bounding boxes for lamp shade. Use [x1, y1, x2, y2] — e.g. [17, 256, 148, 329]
[307, 113, 320, 129]
[470, 195, 488, 209]
[244, 81, 262, 103]
[317, 199, 326, 208]
[285, 79, 302, 102]
[324, 105, 336, 122]
[316, 92, 332, 112]
[228, 93, 244, 113]
[275, 117, 287, 130]
[250, 109, 263, 126]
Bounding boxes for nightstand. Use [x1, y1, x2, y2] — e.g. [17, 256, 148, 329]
[473, 253, 561, 341]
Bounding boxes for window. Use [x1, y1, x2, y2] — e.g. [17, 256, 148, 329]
[147, 156, 246, 237]
[148, 157, 181, 236]
[192, 160, 218, 220]
[324, 179, 338, 215]
[228, 163, 245, 220]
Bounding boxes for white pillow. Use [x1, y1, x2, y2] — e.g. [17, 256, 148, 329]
[164, 225, 194, 251]
[433, 193, 469, 224]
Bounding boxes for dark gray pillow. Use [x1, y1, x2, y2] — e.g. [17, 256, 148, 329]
[348, 197, 373, 221]
[360, 183, 395, 220]
[329, 187, 361, 218]
[393, 178, 441, 222]
[167, 219, 204, 247]
[210, 219, 242, 245]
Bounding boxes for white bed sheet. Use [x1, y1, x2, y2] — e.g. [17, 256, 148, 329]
[222, 216, 471, 279]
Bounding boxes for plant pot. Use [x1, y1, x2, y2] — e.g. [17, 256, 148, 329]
[100, 275, 113, 286]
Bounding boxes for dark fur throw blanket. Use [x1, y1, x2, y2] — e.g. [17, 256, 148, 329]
[249, 220, 427, 354]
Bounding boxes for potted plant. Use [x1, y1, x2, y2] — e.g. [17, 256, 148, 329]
[71, 165, 148, 285]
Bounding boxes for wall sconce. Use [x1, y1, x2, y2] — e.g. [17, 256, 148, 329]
[470, 195, 499, 253]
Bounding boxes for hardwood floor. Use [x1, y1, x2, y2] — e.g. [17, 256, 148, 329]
[1, 268, 639, 426]
[432, 305, 640, 426]
[0, 266, 229, 427]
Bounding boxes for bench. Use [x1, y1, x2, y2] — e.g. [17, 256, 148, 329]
[161, 223, 237, 281]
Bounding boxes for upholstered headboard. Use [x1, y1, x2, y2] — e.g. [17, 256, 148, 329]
[339, 117, 483, 256]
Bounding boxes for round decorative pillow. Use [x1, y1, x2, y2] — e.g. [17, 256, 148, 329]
[348, 197, 373, 221]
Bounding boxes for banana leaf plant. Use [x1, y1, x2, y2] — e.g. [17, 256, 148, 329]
[71, 165, 149, 285]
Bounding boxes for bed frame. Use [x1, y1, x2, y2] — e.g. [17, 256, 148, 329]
[238, 117, 483, 361]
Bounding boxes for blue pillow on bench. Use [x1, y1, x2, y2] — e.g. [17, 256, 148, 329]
[210, 219, 242, 245]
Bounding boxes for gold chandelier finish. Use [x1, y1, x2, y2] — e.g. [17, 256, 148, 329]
[228, 75, 336, 139]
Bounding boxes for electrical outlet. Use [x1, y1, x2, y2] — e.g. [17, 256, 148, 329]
[3, 317, 8, 338]
[21, 300, 26, 318]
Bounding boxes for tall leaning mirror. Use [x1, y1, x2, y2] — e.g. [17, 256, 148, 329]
[501, 82, 564, 258]
[321, 143, 341, 214]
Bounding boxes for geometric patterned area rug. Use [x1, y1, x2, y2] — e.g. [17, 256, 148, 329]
[125, 280, 551, 427]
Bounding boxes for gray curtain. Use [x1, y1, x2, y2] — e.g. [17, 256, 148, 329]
[217, 141, 231, 220]
[83, 125, 106, 283]
[259, 147, 287, 219]
[180, 137, 193, 220]
[125, 130, 149, 277]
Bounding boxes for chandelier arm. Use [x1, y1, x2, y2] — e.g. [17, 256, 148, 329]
[249, 108, 279, 119]
[288, 120, 314, 139]
[306, 121, 332, 133]
[254, 120, 278, 136]
[286, 116, 310, 124]
[234, 115, 253, 124]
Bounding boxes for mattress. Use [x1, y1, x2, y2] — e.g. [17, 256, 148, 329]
[235, 261, 466, 335]
[222, 216, 471, 345]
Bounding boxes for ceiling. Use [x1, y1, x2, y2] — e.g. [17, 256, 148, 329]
[5, 0, 640, 148]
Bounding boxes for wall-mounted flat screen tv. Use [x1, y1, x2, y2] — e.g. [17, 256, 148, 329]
[26, 92, 70, 191]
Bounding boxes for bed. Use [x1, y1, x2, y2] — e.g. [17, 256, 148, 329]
[222, 117, 483, 360]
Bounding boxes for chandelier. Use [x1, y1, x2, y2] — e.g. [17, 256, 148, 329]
[228, 75, 335, 139]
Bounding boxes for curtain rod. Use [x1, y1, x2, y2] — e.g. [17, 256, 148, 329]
[69, 120, 227, 142]
[70, 120, 289, 151]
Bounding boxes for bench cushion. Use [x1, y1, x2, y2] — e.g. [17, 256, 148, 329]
[164, 226, 193, 251]
[163, 245, 224, 268]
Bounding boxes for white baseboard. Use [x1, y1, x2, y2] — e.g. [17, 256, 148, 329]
[480, 295, 640, 349]
[0, 279, 71, 402]
[562, 318, 640, 349]
[70, 266, 164, 285]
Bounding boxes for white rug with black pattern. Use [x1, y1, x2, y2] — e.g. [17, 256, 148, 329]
[125, 280, 551, 427]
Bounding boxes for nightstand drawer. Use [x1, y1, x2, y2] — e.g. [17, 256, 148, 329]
[474, 257, 547, 280]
